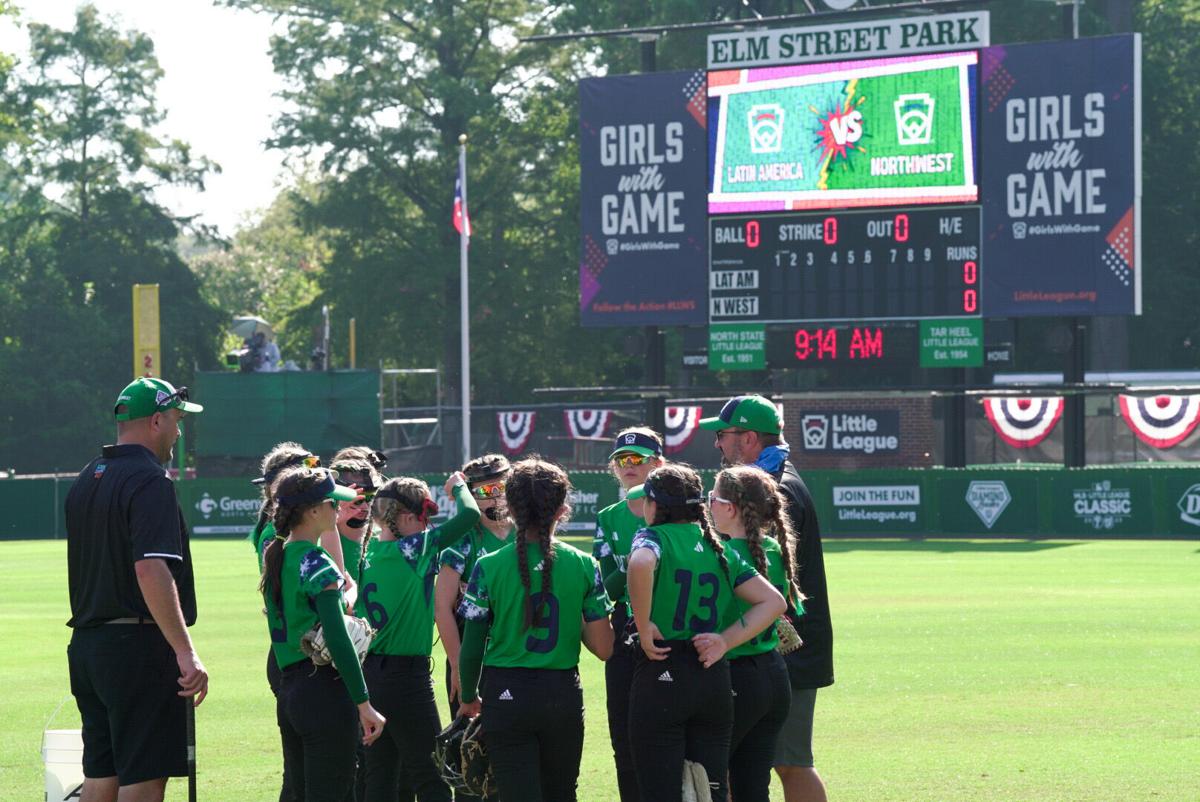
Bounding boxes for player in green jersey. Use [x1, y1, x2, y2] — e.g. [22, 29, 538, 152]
[248, 442, 321, 802]
[328, 452, 383, 586]
[260, 466, 385, 802]
[356, 471, 481, 802]
[457, 458, 614, 802]
[593, 427, 664, 802]
[625, 464, 786, 802]
[435, 455, 515, 724]
[327, 444, 398, 802]
[710, 466, 806, 802]
[250, 442, 321, 568]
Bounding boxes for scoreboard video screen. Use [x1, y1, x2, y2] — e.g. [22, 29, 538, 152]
[709, 205, 980, 323]
[707, 51, 978, 213]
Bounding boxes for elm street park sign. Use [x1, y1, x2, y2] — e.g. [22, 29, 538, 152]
[707, 11, 989, 69]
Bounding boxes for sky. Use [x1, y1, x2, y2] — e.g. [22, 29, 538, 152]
[0, 0, 288, 235]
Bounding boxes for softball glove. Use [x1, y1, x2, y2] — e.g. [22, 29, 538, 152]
[300, 615, 375, 670]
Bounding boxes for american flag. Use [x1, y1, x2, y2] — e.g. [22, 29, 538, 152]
[453, 162, 471, 238]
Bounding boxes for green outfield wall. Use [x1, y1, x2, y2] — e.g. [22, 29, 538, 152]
[5, 466, 1199, 540]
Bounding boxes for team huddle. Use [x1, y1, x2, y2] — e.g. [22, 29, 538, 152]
[64, 378, 831, 802]
[250, 395, 834, 802]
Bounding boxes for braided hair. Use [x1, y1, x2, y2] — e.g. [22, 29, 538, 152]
[370, 477, 432, 536]
[504, 457, 571, 630]
[331, 445, 388, 474]
[714, 465, 806, 607]
[253, 442, 313, 541]
[259, 466, 328, 609]
[329, 456, 382, 552]
[644, 463, 730, 585]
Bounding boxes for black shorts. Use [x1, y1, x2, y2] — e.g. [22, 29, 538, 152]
[68, 625, 187, 785]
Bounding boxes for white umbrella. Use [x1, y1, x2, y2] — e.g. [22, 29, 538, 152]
[231, 315, 273, 340]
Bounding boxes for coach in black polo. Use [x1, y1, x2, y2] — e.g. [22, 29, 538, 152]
[701, 394, 834, 802]
[66, 377, 208, 802]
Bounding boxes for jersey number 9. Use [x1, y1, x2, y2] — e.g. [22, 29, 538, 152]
[525, 592, 560, 654]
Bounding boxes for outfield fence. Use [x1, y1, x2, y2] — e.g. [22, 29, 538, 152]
[5, 465, 1199, 541]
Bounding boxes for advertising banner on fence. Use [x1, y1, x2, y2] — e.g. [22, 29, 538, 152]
[580, 71, 708, 326]
[708, 51, 978, 213]
[829, 483, 924, 533]
[799, 410, 900, 456]
[981, 35, 1141, 316]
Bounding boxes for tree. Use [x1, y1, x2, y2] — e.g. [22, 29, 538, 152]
[0, 5, 223, 472]
[222, 0, 640, 403]
[187, 178, 328, 364]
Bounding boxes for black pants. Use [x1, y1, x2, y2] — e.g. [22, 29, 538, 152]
[628, 640, 733, 802]
[361, 655, 449, 802]
[480, 666, 584, 802]
[729, 651, 792, 802]
[278, 661, 360, 802]
[604, 607, 639, 802]
[445, 623, 489, 802]
[267, 649, 299, 802]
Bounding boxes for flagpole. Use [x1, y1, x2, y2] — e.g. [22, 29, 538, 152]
[458, 133, 471, 465]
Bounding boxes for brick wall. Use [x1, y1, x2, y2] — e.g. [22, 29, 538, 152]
[782, 396, 935, 469]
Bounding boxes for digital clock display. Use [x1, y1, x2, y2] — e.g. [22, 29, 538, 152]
[765, 325, 917, 369]
[709, 206, 981, 323]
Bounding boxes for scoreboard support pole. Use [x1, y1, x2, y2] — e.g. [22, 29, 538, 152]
[944, 369, 967, 468]
[1063, 318, 1087, 468]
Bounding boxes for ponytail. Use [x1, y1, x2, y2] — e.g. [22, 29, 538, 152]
[258, 466, 325, 608]
[505, 457, 569, 630]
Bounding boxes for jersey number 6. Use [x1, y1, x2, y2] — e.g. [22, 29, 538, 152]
[362, 582, 389, 629]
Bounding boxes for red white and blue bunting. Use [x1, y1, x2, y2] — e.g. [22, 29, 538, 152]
[982, 396, 1063, 448]
[1118, 394, 1200, 448]
[564, 409, 612, 440]
[497, 412, 536, 455]
[664, 406, 703, 454]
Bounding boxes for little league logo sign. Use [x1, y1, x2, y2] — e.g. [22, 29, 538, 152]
[894, 93, 935, 145]
[748, 104, 785, 154]
[801, 415, 829, 450]
[965, 480, 1011, 529]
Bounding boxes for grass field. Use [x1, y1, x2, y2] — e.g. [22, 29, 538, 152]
[2, 537, 1198, 801]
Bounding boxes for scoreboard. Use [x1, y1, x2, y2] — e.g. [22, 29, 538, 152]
[709, 206, 981, 324]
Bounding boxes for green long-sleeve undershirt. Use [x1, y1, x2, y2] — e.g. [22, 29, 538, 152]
[429, 483, 481, 552]
[315, 590, 369, 704]
[458, 616, 489, 704]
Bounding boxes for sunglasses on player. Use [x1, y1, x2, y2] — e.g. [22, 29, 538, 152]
[471, 480, 506, 500]
[613, 453, 652, 468]
[707, 491, 733, 507]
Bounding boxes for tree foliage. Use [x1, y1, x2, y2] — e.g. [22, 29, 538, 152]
[0, 5, 221, 472]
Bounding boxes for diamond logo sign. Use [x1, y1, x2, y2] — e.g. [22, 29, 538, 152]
[965, 480, 1011, 529]
[894, 93, 935, 145]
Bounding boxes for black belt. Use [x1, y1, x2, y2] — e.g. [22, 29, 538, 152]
[103, 616, 156, 625]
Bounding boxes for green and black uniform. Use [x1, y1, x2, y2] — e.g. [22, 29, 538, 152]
[591, 499, 643, 802]
[354, 484, 479, 802]
[458, 539, 613, 802]
[724, 537, 794, 802]
[627, 523, 757, 802]
[438, 521, 513, 718]
[265, 541, 370, 802]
